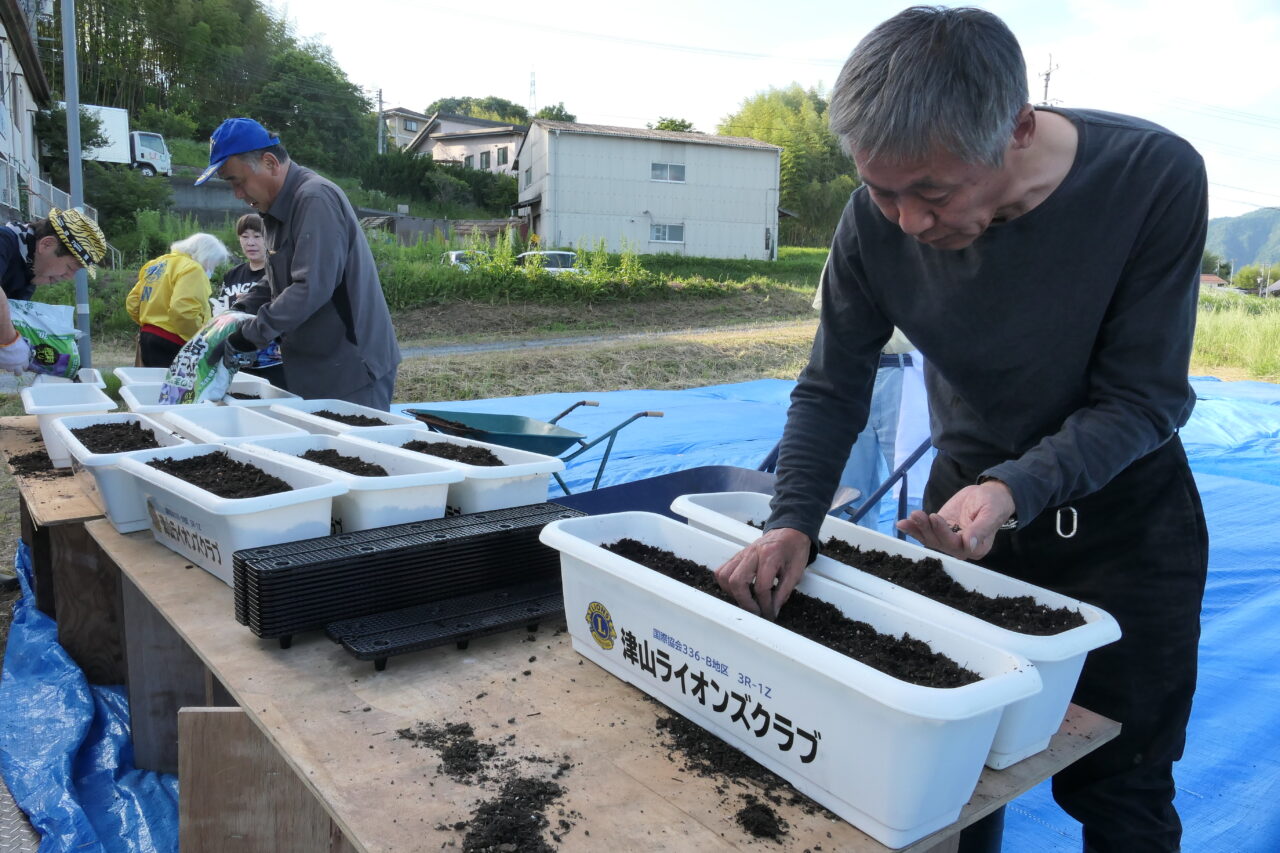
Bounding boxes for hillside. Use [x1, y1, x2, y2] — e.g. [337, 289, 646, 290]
[1207, 207, 1280, 267]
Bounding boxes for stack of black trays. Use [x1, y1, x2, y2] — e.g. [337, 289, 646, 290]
[233, 502, 585, 668]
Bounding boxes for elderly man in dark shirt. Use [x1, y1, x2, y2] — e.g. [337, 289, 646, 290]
[716, 8, 1208, 853]
[195, 118, 401, 409]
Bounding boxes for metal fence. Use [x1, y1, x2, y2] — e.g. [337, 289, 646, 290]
[0, 159, 19, 212]
[20, 174, 120, 268]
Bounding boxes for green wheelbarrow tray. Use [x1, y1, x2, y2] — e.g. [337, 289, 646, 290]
[403, 400, 664, 493]
[404, 408, 586, 455]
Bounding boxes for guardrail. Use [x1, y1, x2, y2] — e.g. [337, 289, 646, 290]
[25, 175, 99, 224]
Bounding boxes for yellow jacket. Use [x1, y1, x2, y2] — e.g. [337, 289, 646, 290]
[126, 253, 212, 341]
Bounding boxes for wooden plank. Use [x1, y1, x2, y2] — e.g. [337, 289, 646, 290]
[120, 572, 208, 774]
[48, 523, 125, 684]
[179, 708, 357, 853]
[17, 495, 54, 618]
[90, 520, 1119, 853]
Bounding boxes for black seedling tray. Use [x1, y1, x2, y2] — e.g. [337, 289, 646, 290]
[325, 578, 563, 671]
[232, 503, 583, 645]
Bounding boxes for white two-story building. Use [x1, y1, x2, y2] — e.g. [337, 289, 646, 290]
[514, 120, 782, 260]
[0, 0, 51, 219]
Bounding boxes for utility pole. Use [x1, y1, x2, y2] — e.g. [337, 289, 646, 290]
[529, 71, 536, 116]
[60, 0, 92, 367]
[1038, 54, 1060, 106]
[376, 88, 385, 155]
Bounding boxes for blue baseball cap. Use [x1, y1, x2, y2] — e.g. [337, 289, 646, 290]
[194, 118, 280, 186]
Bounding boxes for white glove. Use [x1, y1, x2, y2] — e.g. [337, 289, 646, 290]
[0, 332, 32, 375]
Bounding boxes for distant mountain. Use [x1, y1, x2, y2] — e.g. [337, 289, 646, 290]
[1206, 207, 1280, 268]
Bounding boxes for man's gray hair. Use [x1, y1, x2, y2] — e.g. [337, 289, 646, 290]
[829, 6, 1029, 167]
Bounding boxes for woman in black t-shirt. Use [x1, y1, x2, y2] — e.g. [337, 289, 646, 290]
[212, 213, 286, 387]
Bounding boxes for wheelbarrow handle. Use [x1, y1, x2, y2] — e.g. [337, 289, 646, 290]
[548, 400, 600, 424]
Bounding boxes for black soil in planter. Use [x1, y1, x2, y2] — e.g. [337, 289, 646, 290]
[147, 452, 292, 498]
[70, 421, 161, 453]
[821, 539, 1086, 635]
[312, 409, 394, 427]
[226, 391, 261, 400]
[299, 448, 389, 477]
[605, 539, 980, 689]
[402, 439, 503, 467]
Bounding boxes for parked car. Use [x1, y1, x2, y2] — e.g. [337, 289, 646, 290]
[516, 251, 580, 274]
[441, 250, 487, 271]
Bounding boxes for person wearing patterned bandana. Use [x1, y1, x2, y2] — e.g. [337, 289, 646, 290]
[0, 208, 108, 375]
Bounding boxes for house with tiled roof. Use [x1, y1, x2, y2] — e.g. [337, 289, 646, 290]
[381, 107, 431, 151]
[514, 120, 782, 260]
[401, 113, 525, 177]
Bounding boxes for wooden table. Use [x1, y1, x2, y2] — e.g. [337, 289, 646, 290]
[86, 518, 1119, 853]
[1, 415, 123, 684]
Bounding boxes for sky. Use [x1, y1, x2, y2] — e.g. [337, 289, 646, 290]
[265, 0, 1280, 221]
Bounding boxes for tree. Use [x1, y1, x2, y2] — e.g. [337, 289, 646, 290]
[247, 42, 376, 176]
[650, 117, 695, 132]
[535, 103, 576, 122]
[1201, 250, 1232, 281]
[33, 105, 108, 188]
[425, 96, 531, 124]
[719, 85, 856, 245]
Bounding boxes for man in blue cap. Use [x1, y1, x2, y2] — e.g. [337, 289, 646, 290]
[195, 117, 400, 408]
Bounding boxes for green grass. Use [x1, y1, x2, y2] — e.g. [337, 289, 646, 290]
[1192, 289, 1280, 379]
[167, 137, 209, 170]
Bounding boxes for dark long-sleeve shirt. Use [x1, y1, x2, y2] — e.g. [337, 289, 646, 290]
[769, 108, 1208, 542]
[235, 164, 401, 400]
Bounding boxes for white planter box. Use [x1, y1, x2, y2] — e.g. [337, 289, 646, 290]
[240, 434, 463, 533]
[264, 399, 419, 435]
[539, 512, 1041, 848]
[218, 376, 301, 408]
[18, 383, 118, 468]
[32, 368, 107, 389]
[50, 413, 190, 533]
[670, 491, 1122, 769]
[118, 444, 346, 585]
[119, 382, 217, 416]
[114, 366, 267, 387]
[344, 425, 564, 513]
[158, 405, 309, 445]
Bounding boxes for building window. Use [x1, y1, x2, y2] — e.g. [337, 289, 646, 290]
[651, 162, 685, 183]
[404, 119, 418, 132]
[525, 167, 532, 187]
[650, 224, 685, 243]
[497, 146, 509, 166]
[464, 155, 474, 169]
[480, 151, 491, 169]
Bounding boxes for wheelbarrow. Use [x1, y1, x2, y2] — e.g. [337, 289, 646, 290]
[403, 400, 663, 495]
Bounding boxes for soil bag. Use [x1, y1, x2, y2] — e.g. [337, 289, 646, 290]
[158, 311, 252, 404]
[0, 543, 179, 852]
[8, 299, 80, 378]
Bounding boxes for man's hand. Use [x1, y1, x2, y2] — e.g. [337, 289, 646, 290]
[206, 327, 257, 370]
[895, 479, 1015, 560]
[0, 331, 32, 375]
[714, 527, 812, 620]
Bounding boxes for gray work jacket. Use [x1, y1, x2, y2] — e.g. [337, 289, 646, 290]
[235, 164, 401, 400]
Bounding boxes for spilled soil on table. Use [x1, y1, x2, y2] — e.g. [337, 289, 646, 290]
[397, 718, 578, 851]
[6, 449, 72, 480]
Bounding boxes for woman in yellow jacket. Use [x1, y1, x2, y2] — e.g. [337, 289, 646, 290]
[127, 233, 230, 367]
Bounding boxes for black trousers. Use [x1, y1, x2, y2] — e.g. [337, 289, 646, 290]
[137, 331, 184, 369]
[938, 436, 1208, 853]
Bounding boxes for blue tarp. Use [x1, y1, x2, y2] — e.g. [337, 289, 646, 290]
[1, 376, 1275, 850]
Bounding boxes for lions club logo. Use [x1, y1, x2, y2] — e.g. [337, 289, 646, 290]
[585, 602, 616, 651]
